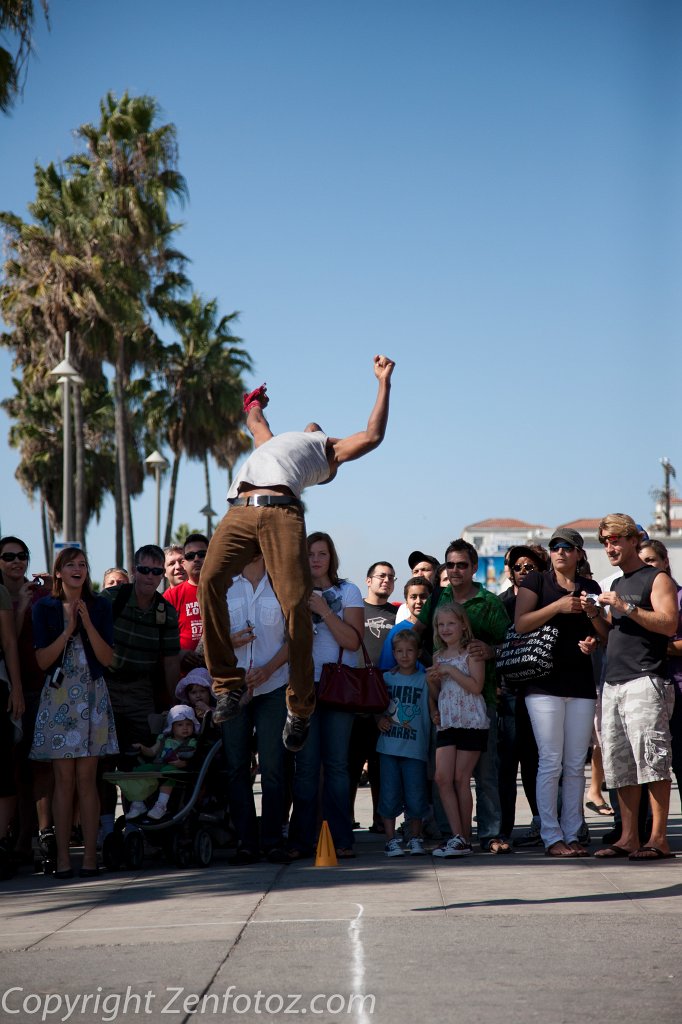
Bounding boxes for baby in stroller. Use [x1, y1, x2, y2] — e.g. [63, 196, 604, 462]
[125, 705, 200, 821]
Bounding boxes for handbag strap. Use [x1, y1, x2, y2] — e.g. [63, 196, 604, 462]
[335, 622, 375, 668]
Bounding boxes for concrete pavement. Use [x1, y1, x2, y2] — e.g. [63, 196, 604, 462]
[0, 783, 680, 1024]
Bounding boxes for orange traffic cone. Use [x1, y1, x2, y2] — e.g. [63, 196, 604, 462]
[315, 820, 338, 867]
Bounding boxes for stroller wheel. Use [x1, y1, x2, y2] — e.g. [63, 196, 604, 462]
[193, 829, 213, 868]
[37, 829, 57, 876]
[102, 831, 124, 871]
[172, 834, 192, 869]
[123, 830, 145, 870]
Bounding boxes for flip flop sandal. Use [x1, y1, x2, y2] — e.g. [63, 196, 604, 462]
[594, 844, 631, 859]
[627, 846, 676, 861]
[545, 841, 578, 858]
[585, 801, 613, 816]
[243, 383, 268, 412]
[488, 838, 512, 854]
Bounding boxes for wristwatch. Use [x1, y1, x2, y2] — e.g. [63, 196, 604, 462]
[621, 600, 636, 617]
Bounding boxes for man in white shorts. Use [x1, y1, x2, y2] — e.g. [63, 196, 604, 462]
[588, 513, 678, 861]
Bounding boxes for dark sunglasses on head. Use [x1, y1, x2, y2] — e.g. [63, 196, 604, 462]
[549, 541, 575, 552]
[446, 560, 470, 570]
[135, 565, 164, 577]
[184, 550, 207, 561]
[0, 551, 29, 562]
[512, 562, 536, 573]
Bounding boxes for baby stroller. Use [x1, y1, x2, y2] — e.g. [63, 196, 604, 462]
[102, 712, 230, 870]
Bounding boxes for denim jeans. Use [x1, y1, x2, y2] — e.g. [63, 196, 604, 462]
[288, 704, 355, 852]
[473, 707, 501, 846]
[199, 503, 315, 717]
[222, 685, 288, 852]
[525, 694, 595, 847]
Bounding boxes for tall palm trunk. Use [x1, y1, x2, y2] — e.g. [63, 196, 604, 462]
[163, 451, 181, 547]
[114, 337, 135, 570]
[114, 453, 123, 568]
[73, 386, 86, 549]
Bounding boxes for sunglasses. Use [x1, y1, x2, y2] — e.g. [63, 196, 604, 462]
[0, 551, 29, 562]
[599, 535, 629, 546]
[549, 542, 575, 552]
[184, 551, 207, 561]
[135, 565, 164, 577]
[446, 560, 470, 570]
[512, 562, 536, 573]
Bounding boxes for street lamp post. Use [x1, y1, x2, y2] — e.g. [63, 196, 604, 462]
[49, 331, 83, 543]
[145, 450, 169, 546]
[199, 503, 218, 540]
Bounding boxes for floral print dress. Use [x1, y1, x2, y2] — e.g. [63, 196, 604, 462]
[30, 634, 119, 760]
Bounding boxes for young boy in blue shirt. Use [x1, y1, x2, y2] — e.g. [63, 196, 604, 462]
[377, 631, 430, 856]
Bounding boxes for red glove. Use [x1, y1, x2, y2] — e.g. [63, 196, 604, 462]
[243, 383, 268, 413]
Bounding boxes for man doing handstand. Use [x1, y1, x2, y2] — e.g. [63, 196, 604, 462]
[198, 354, 395, 751]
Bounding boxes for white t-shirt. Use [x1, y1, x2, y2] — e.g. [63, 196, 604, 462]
[311, 580, 364, 682]
[227, 573, 288, 696]
[227, 430, 330, 500]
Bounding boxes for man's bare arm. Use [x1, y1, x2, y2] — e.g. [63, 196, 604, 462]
[330, 355, 395, 465]
[243, 383, 274, 448]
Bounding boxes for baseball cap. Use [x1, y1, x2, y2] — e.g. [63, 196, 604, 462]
[549, 527, 584, 550]
[408, 550, 439, 571]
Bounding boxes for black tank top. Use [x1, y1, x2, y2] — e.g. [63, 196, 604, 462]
[605, 565, 667, 683]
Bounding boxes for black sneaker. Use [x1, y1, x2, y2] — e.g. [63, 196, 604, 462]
[265, 846, 290, 864]
[213, 686, 247, 724]
[282, 712, 310, 752]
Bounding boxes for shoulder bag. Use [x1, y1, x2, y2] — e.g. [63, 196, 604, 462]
[496, 623, 559, 689]
[317, 627, 389, 714]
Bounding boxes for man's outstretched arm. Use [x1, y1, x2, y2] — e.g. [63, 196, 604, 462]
[243, 383, 274, 448]
[330, 355, 395, 465]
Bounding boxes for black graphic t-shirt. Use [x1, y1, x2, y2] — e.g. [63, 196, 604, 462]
[363, 600, 398, 665]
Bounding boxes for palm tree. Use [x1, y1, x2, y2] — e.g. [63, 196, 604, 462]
[70, 91, 189, 568]
[145, 293, 252, 546]
[0, 0, 49, 113]
[1, 162, 112, 548]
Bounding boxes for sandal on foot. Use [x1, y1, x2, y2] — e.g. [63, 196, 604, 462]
[628, 846, 676, 862]
[594, 844, 631, 859]
[585, 800, 613, 816]
[567, 841, 589, 857]
[488, 838, 512, 855]
[545, 841, 578, 858]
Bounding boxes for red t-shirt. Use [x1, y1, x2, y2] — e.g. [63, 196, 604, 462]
[164, 580, 203, 650]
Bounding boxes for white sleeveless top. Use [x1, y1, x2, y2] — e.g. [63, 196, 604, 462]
[227, 430, 330, 500]
[436, 652, 489, 731]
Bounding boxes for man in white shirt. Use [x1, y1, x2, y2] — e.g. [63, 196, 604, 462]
[222, 555, 289, 864]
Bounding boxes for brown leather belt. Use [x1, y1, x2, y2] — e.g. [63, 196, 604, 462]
[228, 495, 301, 507]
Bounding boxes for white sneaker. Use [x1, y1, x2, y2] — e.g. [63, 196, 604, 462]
[407, 837, 425, 856]
[126, 801, 147, 821]
[384, 837, 405, 857]
[146, 801, 169, 821]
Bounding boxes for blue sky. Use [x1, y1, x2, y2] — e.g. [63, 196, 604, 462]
[1, 0, 680, 591]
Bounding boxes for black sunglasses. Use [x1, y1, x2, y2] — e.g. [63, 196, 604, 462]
[512, 562, 536, 573]
[549, 542, 575, 552]
[0, 551, 29, 562]
[446, 560, 470, 570]
[135, 565, 164, 577]
[184, 551, 207, 561]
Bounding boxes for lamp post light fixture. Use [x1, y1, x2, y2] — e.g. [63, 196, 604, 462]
[199, 503, 218, 540]
[145, 450, 169, 546]
[49, 331, 83, 544]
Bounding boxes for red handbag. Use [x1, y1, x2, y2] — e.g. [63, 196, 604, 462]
[317, 632, 389, 714]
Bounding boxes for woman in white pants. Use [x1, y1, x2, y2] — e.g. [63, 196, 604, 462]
[514, 528, 601, 857]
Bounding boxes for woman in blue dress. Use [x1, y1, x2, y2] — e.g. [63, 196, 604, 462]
[31, 547, 117, 878]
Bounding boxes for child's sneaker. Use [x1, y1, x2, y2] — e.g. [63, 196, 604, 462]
[126, 801, 147, 821]
[384, 837, 405, 857]
[432, 835, 470, 858]
[407, 836, 425, 856]
[146, 800, 169, 821]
